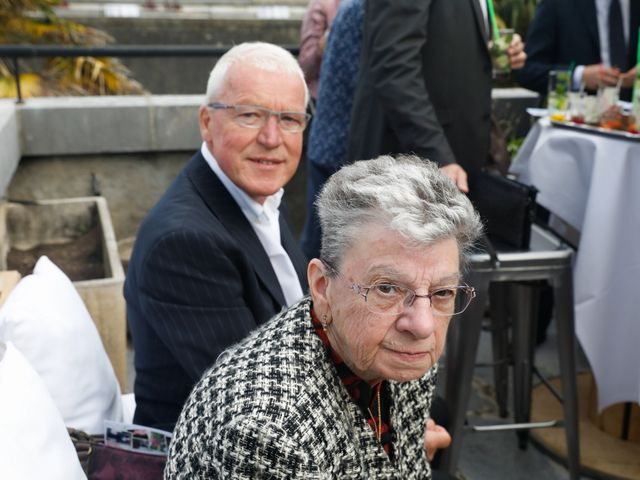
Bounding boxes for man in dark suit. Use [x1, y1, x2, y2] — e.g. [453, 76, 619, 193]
[515, 0, 639, 101]
[347, 0, 526, 191]
[124, 42, 310, 431]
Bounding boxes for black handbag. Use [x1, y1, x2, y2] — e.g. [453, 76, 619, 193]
[467, 171, 538, 250]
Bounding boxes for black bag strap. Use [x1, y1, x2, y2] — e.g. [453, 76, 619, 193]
[480, 233, 500, 268]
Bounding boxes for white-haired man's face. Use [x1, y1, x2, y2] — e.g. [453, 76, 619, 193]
[199, 62, 306, 204]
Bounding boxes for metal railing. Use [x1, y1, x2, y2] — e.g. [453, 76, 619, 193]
[0, 44, 300, 102]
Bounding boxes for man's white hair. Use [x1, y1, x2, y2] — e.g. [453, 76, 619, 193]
[204, 42, 309, 107]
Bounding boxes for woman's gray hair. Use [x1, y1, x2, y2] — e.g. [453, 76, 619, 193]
[317, 155, 483, 271]
[204, 42, 309, 107]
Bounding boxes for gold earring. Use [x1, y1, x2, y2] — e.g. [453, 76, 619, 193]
[321, 314, 331, 330]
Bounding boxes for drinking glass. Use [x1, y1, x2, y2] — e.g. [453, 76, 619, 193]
[581, 95, 600, 125]
[491, 28, 513, 78]
[567, 92, 584, 123]
[632, 76, 640, 131]
[547, 70, 571, 113]
[597, 86, 619, 114]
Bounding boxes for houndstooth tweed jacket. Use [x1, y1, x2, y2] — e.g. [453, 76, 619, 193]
[165, 296, 437, 479]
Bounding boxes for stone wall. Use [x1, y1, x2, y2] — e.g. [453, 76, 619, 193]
[3, 95, 309, 250]
[3, 90, 538, 253]
[0, 101, 19, 196]
[51, 9, 304, 94]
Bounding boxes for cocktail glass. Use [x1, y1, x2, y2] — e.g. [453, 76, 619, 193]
[547, 70, 571, 114]
[491, 28, 513, 78]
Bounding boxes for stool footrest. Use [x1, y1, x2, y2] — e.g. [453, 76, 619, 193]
[465, 419, 564, 432]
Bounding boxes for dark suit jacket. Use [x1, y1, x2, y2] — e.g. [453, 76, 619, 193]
[515, 0, 640, 97]
[347, 0, 492, 176]
[124, 151, 308, 431]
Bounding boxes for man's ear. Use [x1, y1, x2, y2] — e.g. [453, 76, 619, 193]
[308, 258, 330, 312]
[199, 105, 212, 142]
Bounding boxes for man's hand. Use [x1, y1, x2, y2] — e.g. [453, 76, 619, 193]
[581, 64, 621, 90]
[508, 33, 527, 70]
[621, 67, 637, 89]
[424, 419, 452, 462]
[440, 163, 469, 193]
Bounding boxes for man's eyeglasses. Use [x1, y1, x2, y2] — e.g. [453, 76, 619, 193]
[322, 260, 476, 317]
[207, 103, 310, 132]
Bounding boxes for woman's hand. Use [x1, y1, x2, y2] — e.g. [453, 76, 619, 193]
[424, 418, 452, 462]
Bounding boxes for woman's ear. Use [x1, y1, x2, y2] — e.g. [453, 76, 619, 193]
[307, 258, 329, 310]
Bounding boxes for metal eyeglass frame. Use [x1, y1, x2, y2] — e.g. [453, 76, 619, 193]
[207, 102, 311, 132]
[321, 259, 476, 316]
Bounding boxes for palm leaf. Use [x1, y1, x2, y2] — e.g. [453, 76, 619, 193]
[0, 0, 147, 97]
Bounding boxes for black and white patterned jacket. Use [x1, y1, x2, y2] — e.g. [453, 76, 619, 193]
[165, 296, 437, 479]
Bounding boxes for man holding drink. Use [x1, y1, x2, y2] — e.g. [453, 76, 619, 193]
[347, 0, 526, 192]
[515, 0, 640, 101]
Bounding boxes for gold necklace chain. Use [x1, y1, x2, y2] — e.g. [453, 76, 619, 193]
[367, 383, 383, 441]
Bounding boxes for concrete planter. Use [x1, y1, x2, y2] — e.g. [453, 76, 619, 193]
[0, 196, 127, 390]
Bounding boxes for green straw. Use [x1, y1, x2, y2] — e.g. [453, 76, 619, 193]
[487, 0, 500, 43]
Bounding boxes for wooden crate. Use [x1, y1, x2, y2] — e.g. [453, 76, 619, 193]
[0, 270, 21, 308]
[0, 197, 126, 390]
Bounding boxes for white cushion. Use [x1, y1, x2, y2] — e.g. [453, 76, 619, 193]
[0, 341, 87, 480]
[0, 256, 123, 434]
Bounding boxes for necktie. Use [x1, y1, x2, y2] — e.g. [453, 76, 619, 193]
[608, 0, 627, 69]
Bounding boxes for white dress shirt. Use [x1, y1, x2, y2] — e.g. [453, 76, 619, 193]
[201, 142, 304, 307]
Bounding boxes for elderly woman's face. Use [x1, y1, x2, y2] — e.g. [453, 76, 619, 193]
[317, 225, 460, 384]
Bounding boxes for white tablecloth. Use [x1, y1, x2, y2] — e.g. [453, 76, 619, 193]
[510, 118, 640, 412]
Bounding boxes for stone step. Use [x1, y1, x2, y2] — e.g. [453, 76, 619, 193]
[54, 2, 307, 20]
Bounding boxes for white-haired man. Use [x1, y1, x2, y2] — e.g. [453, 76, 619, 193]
[125, 42, 310, 431]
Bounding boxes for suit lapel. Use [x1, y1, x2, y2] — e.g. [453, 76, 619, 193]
[185, 152, 287, 307]
[468, 0, 489, 46]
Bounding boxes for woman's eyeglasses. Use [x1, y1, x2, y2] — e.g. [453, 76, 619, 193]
[322, 260, 476, 317]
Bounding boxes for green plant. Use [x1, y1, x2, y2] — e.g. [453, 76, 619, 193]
[507, 136, 525, 159]
[494, 0, 539, 37]
[0, 0, 145, 97]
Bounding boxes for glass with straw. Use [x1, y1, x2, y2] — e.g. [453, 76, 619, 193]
[598, 76, 622, 127]
[486, 0, 512, 78]
[547, 69, 571, 116]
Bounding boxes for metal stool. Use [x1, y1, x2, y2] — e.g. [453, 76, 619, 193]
[440, 224, 581, 479]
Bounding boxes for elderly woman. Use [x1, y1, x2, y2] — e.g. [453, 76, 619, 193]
[165, 155, 482, 479]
